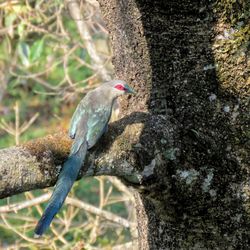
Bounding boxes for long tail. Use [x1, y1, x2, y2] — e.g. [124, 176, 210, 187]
[34, 143, 87, 237]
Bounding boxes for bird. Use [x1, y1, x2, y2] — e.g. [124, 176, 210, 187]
[34, 80, 135, 237]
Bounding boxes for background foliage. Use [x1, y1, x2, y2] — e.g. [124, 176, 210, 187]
[0, 0, 136, 249]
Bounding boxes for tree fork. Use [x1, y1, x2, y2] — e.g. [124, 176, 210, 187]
[0, 112, 173, 198]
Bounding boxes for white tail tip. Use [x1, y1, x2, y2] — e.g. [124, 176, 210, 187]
[34, 233, 41, 238]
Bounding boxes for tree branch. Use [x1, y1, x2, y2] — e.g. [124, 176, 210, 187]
[65, 0, 111, 81]
[0, 112, 160, 199]
[0, 192, 135, 228]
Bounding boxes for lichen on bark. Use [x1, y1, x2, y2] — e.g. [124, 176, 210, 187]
[98, 0, 250, 248]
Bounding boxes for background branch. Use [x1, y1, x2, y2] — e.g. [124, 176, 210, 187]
[65, 0, 111, 81]
[0, 192, 135, 228]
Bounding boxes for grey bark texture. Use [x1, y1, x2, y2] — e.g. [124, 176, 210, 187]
[0, 0, 249, 249]
[97, 0, 250, 249]
[0, 116, 155, 199]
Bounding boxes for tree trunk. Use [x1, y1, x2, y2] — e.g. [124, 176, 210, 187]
[97, 0, 250, 249]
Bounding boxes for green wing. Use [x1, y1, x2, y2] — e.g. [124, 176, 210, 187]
[86, 104, 111, 148]
[69, 99, 87, 139]
[69, 94, 112, 154]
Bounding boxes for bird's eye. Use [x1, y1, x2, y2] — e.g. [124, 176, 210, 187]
[114, 84, 125, 91]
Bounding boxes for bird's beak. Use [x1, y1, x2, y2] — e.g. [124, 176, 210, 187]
[125, 85, 136, 94]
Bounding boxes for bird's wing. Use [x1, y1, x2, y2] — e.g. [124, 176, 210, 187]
[69, 91, 112, 153]
[86, 104, 111, 148]
[69, 98, 87, 139]
[71, 105, 110, 153]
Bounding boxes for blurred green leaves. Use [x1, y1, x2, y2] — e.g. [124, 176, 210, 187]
[0, 37, 11, 60]
[17, 39, 45, 67]
[18, 41, 30, 67]
[5, 12, 17, 29]
[30, 39, 44, 62]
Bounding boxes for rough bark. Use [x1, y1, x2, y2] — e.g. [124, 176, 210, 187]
[0, 114, 157, 199]
[97, 0, 250, 249]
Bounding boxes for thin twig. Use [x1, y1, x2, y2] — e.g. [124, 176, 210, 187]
[65, 0, 111, 81]
[0, 193, 135, 228]
[67, 196, 134, 228]
[0, 214, 46, 244]
[107, 177, 135, 203]
[20, 113, 39, 134]
[0, 103, 39, 145]
[0, 193, 51, 213]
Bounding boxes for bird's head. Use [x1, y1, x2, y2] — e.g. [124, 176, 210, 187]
[107, 79, 136, 97]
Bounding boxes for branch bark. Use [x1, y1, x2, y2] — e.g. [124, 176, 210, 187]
[0, 112, 166, 199]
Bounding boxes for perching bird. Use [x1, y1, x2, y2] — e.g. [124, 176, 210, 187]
[34, 80, 135, 237]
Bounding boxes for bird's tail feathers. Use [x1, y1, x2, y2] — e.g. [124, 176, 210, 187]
[34, 142, 87, 237]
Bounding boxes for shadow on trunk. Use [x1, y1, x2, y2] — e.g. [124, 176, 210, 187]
[112, 0, 249, 248]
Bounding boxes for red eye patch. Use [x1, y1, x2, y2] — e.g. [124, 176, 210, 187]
[114, 84, 125, 91]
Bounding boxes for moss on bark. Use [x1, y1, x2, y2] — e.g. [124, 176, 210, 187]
[98, 0, 250, 248]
